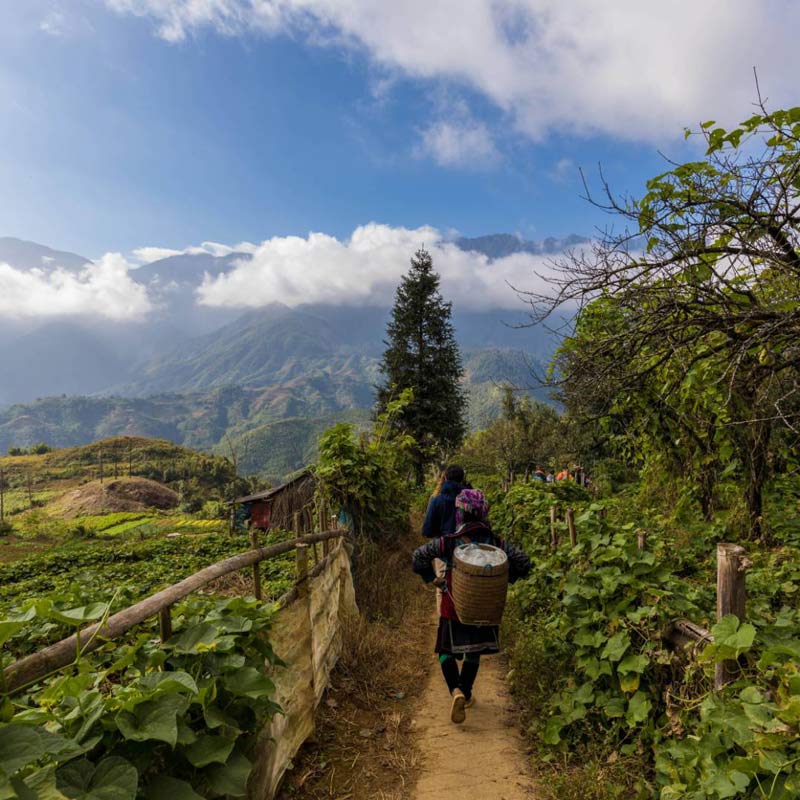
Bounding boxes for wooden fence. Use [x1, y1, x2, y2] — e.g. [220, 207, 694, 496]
[547, 504, 750, 690]
[2, 527, 359, 800]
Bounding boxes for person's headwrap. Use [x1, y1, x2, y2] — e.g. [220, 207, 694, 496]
[455, 488, 490, 526]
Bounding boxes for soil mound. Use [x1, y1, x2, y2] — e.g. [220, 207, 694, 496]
[56, 478, 179, 517]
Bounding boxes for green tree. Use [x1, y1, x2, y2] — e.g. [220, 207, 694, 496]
[532, 99, 800, 539]
[376, 248, 467, 482]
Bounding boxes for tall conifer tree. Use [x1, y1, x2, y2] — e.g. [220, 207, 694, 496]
[377, 248, 467, 482]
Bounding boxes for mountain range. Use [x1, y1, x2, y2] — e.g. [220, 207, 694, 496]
[0, 233, 579, 479]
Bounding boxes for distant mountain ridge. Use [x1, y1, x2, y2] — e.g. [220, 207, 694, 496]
[455, 233, 589, 259]
[0, 232, 572, 478]
[0, 237, 89, 271]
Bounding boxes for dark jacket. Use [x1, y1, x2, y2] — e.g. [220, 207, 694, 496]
[421, 480, 470, 538]
[412, 522, 531, 620]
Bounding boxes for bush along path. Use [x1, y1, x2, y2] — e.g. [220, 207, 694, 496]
[493, 480, 800, 799]
[411, 610, 537, 800]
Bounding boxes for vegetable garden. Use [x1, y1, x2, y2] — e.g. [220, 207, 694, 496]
[496, 480, 800, 799]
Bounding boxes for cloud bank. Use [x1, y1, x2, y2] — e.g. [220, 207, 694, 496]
[0, 253, 152, 319]
[132, 241, 258, 264]
[418, 119, 499, 168]
[196, 223, 557, 310]
[104, 1, 800, 143]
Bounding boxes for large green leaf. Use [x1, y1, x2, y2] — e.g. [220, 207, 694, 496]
[56, 758, 137, 800]
[137, 672, 198, 697]
[222, 668, 274, 700]
[146, 776, 203, 800]
[20, 764, 70, 800]
[542, 716, 564, 745]
[573, 629, 605, 648]
[617, 653, 648, 674]
[625, 691, 652, 725]
[48, 604, 110, 627]
[601, 630, 630, 662]
[704, 768, 751, 798]
[182, 735, 235, 768]
[0, 726, 45, 777]
[169, 623, 221, 654]
[711, 615, 756, 659]
[115, 696, 188, 747]
[204, 751, 251, 798]
[202, 706, 240, 733]
[0, 608, 36, 648]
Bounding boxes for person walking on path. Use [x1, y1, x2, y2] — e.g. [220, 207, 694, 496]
[421, 464, 470, 538]
[412, 489, 530, 724]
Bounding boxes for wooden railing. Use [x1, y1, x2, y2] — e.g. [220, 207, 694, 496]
[3, 529, 346, 696]
[547, 505, 750, 689]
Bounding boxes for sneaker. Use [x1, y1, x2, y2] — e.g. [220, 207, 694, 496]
[465, 695, 475, 709]
[450, 689, 466, 724]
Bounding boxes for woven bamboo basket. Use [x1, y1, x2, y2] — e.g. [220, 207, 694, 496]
[451, 544, 509, 626]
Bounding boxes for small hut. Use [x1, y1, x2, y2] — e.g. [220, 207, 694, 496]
[235, 470, 317, 533]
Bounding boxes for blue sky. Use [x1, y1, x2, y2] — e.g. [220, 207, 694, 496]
[7, 0, 797, 260]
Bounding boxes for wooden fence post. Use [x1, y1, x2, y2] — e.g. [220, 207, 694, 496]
[550, 505, 558, 549]
[566, 508, 576, 547]
[715, 543, 748, 689]
[637, 530, 647, 551]
[295, 543, 309, 598]
[250, 528, 262, 601]
[159, 606, 172, 643]
[319, 505, 330, 557]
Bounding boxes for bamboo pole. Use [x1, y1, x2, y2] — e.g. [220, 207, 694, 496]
[320, 505, 330, 557]
[550, 505, 558, 549]
[295, 543, 309, 598]
[715, 543, 749, 689]
[250, 528, 262, 600]
[159, 607, 172, 643]
[2, 530, 343, 694]
[637, 530, 647, 550]
[295, 511, 316, 562]
[663, 619, 713, 653]
[566, 508, 576, 547]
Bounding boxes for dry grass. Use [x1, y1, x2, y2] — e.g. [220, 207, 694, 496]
[278, 525, 433, 800]
[53, 478, 179, 517]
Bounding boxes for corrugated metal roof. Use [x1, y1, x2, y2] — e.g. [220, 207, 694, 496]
[235, 469, 313, 503]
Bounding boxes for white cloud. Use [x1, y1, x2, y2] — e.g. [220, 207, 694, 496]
[103, 0, 800, 143]
[39, 5, 95, 38]
[0, 253, 153, 319]
[132, 240, 258, 264]
[40, 10, 67, 36]
[196, 222, 557, 310]
[418, 119, 499, 168]
[550, 158, 575, 184]
[132, 246, 185, 263]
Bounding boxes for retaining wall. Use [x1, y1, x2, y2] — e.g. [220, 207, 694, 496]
[249, 540, 358, 798]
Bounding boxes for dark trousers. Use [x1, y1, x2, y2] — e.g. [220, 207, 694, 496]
[439, 653, 480, 699]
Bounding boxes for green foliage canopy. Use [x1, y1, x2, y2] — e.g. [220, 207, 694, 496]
[376, 248, 467, 482]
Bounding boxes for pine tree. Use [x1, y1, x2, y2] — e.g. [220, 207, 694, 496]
[377, 248, 467, 483]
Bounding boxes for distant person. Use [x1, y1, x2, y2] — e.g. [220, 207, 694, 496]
[556, 468, 570, 482]
[422, 464, 470, 538]
[546, 471, 555, 483]
[412, 489, 531, 724]
[532, 465, 547, 482]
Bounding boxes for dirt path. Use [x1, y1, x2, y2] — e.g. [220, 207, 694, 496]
[410, 624, 537, 800]
[282, 525, 537, 799]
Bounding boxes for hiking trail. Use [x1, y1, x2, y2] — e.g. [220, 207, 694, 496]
[409, 613, 537, 800]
